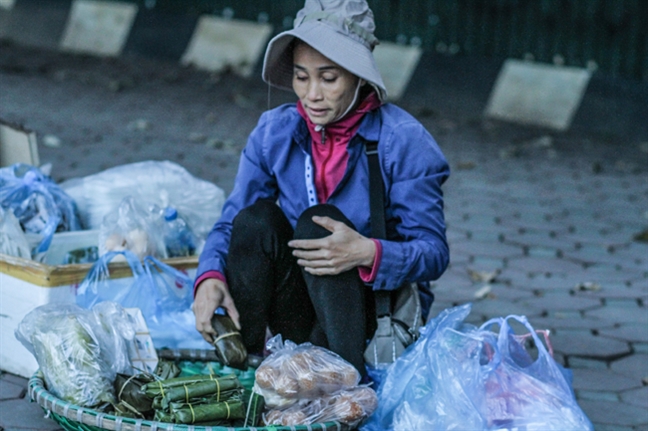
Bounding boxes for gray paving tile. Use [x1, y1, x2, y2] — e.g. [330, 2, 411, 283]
[486, 285, 535, 301]
[432, 284, 483, 304]
[577, 390, 620, 402]
[571, 368, 640, 392]
[578, 399, 648, 427]
[591, 425, 634, 431]
[0, 374, 28, 389]
[585, 304, 648, 326]
[635, 343, 648, 354]
[576, 285, 648, 301]
[610, 354, 648, 382]
[506, 256, 585, 275]
[467, 256, 506, 271]
[569, 357, 610, 370]
[503, 231, 574, 250]
[599, 324, 648, 344]
[620, 386, 648, 409]
[449, 240, 523, 259]
[0, 378, 24, 400]
[0, 398, 64, 430]
[515, 292, 601, 312]
[551, 329, 631, 359]
[469, 298, 542, 321]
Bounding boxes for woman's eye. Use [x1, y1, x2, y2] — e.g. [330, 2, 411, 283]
[295, 74, 308, 81]
[322, 75, 337, 83]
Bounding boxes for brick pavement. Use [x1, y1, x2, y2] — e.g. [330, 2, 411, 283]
[1, 43, 647, 430]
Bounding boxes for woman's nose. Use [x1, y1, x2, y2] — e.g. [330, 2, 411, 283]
[307, 81, 322, 101]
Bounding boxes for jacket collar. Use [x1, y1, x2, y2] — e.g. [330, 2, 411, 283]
[291, 102, 382, 148]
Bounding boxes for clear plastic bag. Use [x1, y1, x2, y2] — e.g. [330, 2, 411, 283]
[14, 301, 134, 408]
[362, 304, 593, 431]
[60, 161, 225, 253]
[99, 196, 168, 259]
[0, 163, 81, 254]
[0, 206, 31, 258]
[264, 386, 378, 428]
[253, 335, 361, 409]
[76, 250, 210, 350]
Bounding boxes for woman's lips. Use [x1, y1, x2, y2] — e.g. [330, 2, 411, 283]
[307, 107, 328, 117]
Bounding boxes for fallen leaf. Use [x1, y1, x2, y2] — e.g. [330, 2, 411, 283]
[633, 229, 648, 243]
[468, 269, 500, 283]
[456, 161, 476, 170]
[575, 282, 602, 292]
[127, 119, 151, 131]
[188, 132, 207, 143]
[474, 284, 492, 299]
[42, 135, 61, 148]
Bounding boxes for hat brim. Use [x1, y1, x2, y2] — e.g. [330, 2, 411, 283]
[262, 20, 387, 101]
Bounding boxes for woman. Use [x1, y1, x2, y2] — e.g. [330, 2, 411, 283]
[193, 0, 449, 376]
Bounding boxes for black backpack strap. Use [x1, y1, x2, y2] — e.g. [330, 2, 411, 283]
[365, 141, 391, 317]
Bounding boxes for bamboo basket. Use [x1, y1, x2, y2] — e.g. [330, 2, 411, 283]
[28, 350, 352, 431]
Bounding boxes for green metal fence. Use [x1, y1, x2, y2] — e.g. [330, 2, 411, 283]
[129, 0, 647, 82]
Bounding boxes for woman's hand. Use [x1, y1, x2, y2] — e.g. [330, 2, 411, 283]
[193, 278, 241, 344]
[288, 216, 376, 275]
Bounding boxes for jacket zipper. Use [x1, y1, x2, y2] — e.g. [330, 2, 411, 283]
[318, 126, 334, 202]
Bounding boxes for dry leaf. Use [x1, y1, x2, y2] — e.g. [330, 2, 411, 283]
[468, 269, 500, 283]
[474, 284, 492, 299]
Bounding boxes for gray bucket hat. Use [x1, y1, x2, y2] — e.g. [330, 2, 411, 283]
[262, 0, 387, 101]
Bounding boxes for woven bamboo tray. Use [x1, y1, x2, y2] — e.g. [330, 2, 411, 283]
[28, 350, 352, 431]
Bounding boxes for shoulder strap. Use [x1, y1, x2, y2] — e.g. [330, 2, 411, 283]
[365, 141, 391, 317]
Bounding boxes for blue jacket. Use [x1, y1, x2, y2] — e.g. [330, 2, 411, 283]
[197, 103, 450, 314]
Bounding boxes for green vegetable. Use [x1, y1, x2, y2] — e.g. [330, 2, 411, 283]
[31, 314, 114, 407]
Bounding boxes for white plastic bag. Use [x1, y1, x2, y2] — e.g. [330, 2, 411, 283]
[0, 163, 81, 254]
[99, 196, 167, 259]
[0, 206, 31, 258]
[15, 301, 135, 408]
[60, 161, 225, 252]
[362, 304, 593, 431]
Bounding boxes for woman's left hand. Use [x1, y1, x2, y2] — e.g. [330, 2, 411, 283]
[288, 216, 376, 275]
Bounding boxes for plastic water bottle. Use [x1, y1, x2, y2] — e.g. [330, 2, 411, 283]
[163, 207, 196, 257]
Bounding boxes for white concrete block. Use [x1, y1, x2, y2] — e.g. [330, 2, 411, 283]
[484, 59, 592, 131]
[373, 42, 422, 101]
[181, 16, 273, 78]
[0, 0, 15, 11]
[59, 0, 138, 57]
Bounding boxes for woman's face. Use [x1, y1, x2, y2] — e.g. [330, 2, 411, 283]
[292, 42, 360, 126]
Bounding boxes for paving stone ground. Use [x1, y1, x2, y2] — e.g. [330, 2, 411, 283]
[1, 40, 647, 430]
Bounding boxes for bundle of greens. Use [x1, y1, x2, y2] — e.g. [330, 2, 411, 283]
[16, 302, 134, 409]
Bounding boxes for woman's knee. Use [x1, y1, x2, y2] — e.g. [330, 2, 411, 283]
[232, 200, 291, 239]
[294, 204, 355, 240]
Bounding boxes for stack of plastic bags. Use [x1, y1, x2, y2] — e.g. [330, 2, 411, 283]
[61, 160, 225, 258]
[361, 303, 593, 431]
[0, 163, 81, 257]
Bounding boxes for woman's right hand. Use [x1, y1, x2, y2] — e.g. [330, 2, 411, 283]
[193, 278, 241, 344]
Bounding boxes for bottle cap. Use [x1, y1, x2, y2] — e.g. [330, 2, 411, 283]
[164, 207, 178, 221]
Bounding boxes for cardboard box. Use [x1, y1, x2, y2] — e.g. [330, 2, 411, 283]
[0, 239, 197, 377]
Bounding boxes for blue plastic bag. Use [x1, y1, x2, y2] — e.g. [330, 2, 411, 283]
[76, 250, 210, 350]
[0, 163, 80, 254]
[362, 304, 593, 431]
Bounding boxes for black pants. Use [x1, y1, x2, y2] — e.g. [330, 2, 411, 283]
[225, 200, 376, 374]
